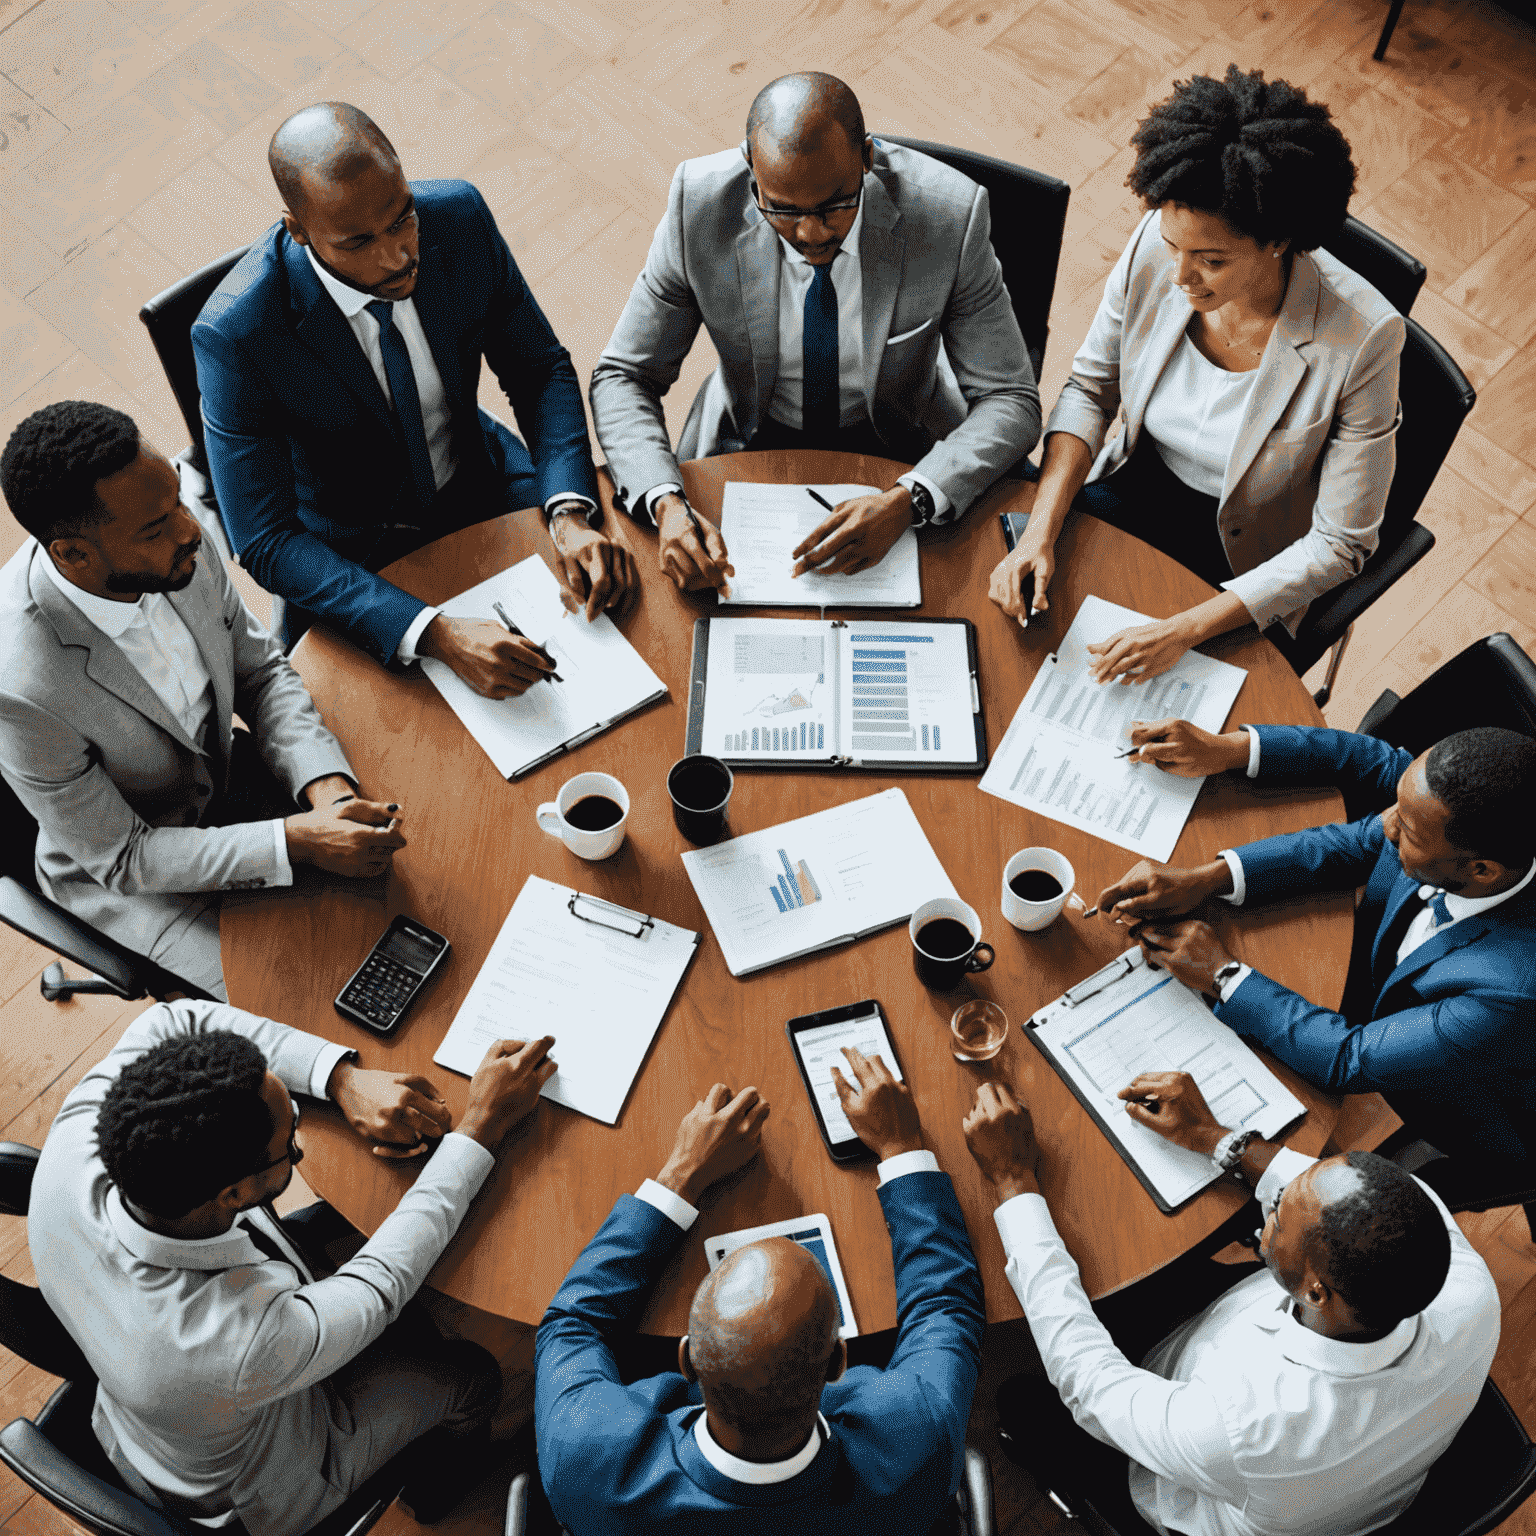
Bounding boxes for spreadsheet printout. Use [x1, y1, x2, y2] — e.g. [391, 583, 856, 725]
[1031, 949, 1305, 1209]
[980, 594, 1246, 860]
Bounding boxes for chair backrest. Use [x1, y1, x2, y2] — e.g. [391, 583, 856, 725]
[137, 247, 250, 471]
[876, 134, 1070, 383]
[1320, 216, 1428, 316]
[1360, 633, 1536, 753]
[0, 770, 39, 889]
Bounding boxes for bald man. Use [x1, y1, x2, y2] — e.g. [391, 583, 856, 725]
[964, 1072, 1499, 1535]
[591, 71, 1040, 593]
[194, 103, 636, 683]
[535, 1051, 985, 1534]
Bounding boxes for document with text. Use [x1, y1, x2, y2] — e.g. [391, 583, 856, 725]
[434, 877, 699, 1125]
[718, 481, 921, 609]
[979, 594, 1247, 861]
[1028, 947, 1305, 1211]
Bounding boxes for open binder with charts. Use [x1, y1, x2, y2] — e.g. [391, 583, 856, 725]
[684, 616, 986, 773]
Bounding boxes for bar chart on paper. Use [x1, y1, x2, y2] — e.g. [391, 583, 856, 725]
[765, 847, 823, 913]
[711, 625, 834, 758]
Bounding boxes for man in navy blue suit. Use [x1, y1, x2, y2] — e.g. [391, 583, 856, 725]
[1093, 720, 1536, 1186]
[193, 103, 637, 690]
[535, 1047, 985, 1535]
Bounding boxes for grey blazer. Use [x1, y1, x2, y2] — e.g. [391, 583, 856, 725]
[0, 542, 353, 958]
[1049, 210, 1404, 635]
[590, 139, 1041, 518]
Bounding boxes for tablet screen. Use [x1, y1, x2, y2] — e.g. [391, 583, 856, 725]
[792, 1012, 903, 1145]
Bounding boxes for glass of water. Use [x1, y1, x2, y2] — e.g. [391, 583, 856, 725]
[950, 999, 1009, 1062]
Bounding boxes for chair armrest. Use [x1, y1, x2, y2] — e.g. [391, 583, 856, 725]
[961, 1444, 997, 1536]
[0, 1418, 190, 1536]
[0, 1143, 40, 1219]
[1290, 523, 1436, 663]
[0, 878, 145, 1000]
[504, 1472, 530, 1536]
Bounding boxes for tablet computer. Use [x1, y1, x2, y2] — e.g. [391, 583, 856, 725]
[703, 1213, 859, 1339]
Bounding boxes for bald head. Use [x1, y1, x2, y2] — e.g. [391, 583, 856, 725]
[687, 1238, 839, 1434]
[268, 102, 399, 219]
[745, 73, 865, 162]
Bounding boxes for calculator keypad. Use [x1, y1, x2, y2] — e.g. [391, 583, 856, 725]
[343, 955, 421, 1027]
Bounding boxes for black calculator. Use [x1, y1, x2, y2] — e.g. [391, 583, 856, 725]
[335, 915, 450, 1036]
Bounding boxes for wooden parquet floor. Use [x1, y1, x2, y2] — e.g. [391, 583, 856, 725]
[3, 0, 1536, 1531]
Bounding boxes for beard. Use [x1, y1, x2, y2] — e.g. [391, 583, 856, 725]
[105, 544, 200, 594]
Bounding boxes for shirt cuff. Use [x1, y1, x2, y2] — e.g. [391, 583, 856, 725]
[896, 470, 953, 523]
[1217, 963, 1253, 1003]
[1218, 849, 1247, 906]
[640, 482, 682, 528]
[310, 1042, 359, 1101]
[877, 1149, 940, 1185]
[1244, 725, 1261, 778]
[1255, 1146, 1316, 1209]
[546, 494, 598, 527]
[269, 819, 294, 888]
[394, 605, 440, 665]
[637, 1177, 698, 1231]
[993, 1189, 1055, 1255]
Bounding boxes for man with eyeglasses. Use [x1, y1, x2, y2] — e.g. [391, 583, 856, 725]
[591, 71, 1040, 591]
[194, 102, 637, 684]
[961, 1073, 1498, 1535]
[29, 1000, 560, 1535]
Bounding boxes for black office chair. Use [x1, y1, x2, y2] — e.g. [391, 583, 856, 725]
[877, 134, 1070, 386]
[0, 1143, 414, 1536]
[0, 772, 209, 1004]
[1320, 215, 1428, 317]
[1264, 316, 1475, 705]
[504, 1445, 999, 1535]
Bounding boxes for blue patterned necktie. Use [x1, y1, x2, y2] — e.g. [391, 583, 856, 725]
[1427, 889, 1453, 928]
[801, 262, 840, 443]
[365, 300, 437, 511]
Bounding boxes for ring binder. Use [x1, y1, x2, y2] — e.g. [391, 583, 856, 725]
[567, 892, 655, 938]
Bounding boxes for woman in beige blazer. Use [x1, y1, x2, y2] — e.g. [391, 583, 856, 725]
[990, 66, 1403, 683]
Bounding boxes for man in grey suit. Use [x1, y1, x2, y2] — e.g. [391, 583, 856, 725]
[0, 401, 405, 1000]
[30, 997, 558, 1534]
[591, 72, 1040, 592]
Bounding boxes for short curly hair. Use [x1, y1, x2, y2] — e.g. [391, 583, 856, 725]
[1127, 64, 1357, 253]
[96, 1029, 275, 1219]
[1425, 726, 1536, 867]
[0, 400, 141, 545]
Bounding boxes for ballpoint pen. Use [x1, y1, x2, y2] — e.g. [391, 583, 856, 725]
[805, 486, 836, 512]
[1114, 746, 1140, 759]
[491, 600, 563, 684]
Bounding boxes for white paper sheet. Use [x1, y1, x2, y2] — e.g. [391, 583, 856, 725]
[1031, 948, 1305, 1209]
[433, 877, 698, 1125]
[420, 556, 667, 779]
[718, 482, 921, 608]
[840, 621, 976, 762]
[980, 595, 1246, 861]
[790, 1011, 904, 1145]
[681, 788, 958, 976]
[699, 617, 838, 762]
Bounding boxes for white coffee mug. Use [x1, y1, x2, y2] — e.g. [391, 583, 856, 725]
[536, 772, 629, 860]
[1001, 847, 1075, 932]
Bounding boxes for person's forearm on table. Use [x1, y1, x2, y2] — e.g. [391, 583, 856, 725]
[1025, 431, 1097, 540]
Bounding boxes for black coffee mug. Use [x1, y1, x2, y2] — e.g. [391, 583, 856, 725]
[909, 897, 995, 991]
[668, 753, 734, 844]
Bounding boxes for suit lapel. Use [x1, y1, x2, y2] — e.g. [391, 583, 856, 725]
[735, 205, 782, 433]
[1122, 290, 1189, 447]
[28, 552, 201, 755]
[402, 230, 462, 417]
[1371, 867, 1423, 980]
[859, 173, 903, 419]
[1221, 253, 1317, 502]
[1377, 911, 1497, 1001]
[167, 563, 230, 767]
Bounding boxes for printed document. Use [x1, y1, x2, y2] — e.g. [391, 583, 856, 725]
[980, 594, 1246, 860]
[434, 877, 698, 1125]
[718, 482, 921, 608]
[681, 788, 957, 976]
[1030, 948, 1305, 1209]
[421, 556, 667, 778]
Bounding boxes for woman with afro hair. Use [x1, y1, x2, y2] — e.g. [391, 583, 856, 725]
[990, 64, 1403, 683]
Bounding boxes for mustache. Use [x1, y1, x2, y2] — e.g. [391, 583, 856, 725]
[374, 261, 418, 291]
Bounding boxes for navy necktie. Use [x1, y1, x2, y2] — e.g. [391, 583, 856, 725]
[365, 300, 437, 511]
[802, 262, 840, 444]
[1427, 889, 1453, 928]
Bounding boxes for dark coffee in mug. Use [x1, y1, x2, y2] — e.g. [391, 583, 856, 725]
[668, 754, 734, 844]
[565, 794, 623, 831]
[1009, 869, 1063, 902]
[915, 917, 977, 959]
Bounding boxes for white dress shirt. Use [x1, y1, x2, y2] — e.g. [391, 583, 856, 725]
[37, 553, 291, 883]
[994, 1147, 1500, 1536]
[1142, 332, 1259, 497]
[1215, 727, 1536, 1002]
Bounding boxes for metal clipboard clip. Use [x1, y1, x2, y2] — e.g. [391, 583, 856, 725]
[567, 892, 654, 938]
[1060, 951, 1139, 1008]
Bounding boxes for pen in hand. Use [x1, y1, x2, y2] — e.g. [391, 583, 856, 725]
[491, 600, 563, 684]
[805, 486, 836, 512]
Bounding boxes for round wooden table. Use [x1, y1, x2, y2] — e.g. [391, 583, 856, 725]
[224, 451, 1350, 1334]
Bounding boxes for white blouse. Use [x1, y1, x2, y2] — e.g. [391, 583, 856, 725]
[1142, 330, 1258, 497]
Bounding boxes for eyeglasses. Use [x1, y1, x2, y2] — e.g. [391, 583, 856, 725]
[751, 181, 862, 227]
[248, 1097, 304, 1179]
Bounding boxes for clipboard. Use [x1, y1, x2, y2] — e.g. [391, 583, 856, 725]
[684, 616, 987, 774]
[1023, 948, 1306, 1214]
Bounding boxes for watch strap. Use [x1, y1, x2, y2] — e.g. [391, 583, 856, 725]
[1211, 1127, 1259, 1173]
[908, 481, 934, 529]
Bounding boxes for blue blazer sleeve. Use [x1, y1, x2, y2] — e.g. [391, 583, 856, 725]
[1249, 725, 1413, 796]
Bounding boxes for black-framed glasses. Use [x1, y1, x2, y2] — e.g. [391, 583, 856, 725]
[249, 1097, 303, 1178]
[750, 179, 862, 227]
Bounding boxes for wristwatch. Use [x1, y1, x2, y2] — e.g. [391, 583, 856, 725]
[1211, 1127, 1259, 1174]
[907, 481, 934, 529]
[1212, 959, 1244, 999]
